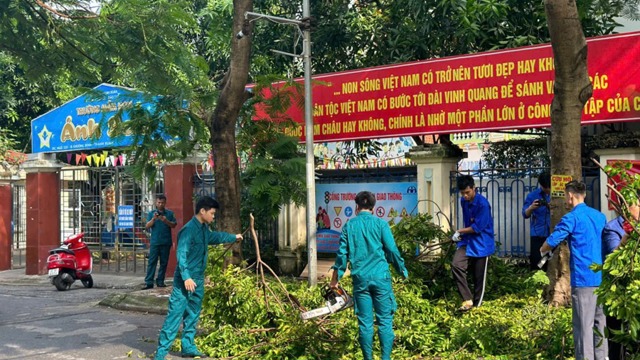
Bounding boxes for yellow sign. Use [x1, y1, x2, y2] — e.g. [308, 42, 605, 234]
[551, 175, 573, 198]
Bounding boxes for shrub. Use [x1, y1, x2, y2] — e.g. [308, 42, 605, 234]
[192, 214, 578, 359]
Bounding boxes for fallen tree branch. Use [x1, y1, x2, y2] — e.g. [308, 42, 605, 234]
[248, 213, 337, 338]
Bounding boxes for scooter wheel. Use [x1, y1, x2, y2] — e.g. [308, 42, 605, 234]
[81, 275, 93, 288]
[53, 275, 69, 291]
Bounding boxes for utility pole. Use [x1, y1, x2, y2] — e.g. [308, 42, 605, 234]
[302, 0, 317, 286]
[241, 1, 317, 286]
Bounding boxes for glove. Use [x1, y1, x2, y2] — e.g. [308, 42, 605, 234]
[622, 220, 634, 235]
[451, 231, 461, 242]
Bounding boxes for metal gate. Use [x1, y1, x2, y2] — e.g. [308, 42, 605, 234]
[450, 167, 601, 257]
[11, 184, 27, 268]
[59, 166, 164, 273]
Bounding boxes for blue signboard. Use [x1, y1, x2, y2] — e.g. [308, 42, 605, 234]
[315, 182, 418, 253]
[117, 205, 135, 230]
[31, 84, 153, 153]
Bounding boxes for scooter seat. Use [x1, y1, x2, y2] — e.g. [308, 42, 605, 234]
[49, 248, 75, 255]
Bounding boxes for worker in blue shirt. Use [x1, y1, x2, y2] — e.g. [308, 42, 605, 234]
[522, 172, 551, 269]
[143, 195, 177, 289]
[154, 196, 243, 360]
[330, 191, 408, 360]
[601, 201, 638, 360]
[541, 180, 607, 360]
[451, 175, 495, 312]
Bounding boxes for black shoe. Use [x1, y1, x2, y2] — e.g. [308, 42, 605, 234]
[157, 283, 167, 288]
[142, 284, 154, 290]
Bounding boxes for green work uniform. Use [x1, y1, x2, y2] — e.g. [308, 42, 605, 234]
[331, 211, 408, 360]
[145, 209, 176, 287]
[155, 217, 236, 359]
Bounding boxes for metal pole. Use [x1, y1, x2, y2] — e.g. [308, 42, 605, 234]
[302, 0, 317, 286]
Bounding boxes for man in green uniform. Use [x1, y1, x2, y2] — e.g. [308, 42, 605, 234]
[330, 191, 408, 360]
[144, 195, 177, 289]
[154, 196, 243, 360]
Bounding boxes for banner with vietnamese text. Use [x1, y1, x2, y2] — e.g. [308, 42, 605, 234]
[257, 32, 640, 142]
[315, 182, 418, 252]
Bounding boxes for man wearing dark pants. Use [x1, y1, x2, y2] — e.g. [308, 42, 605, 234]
[522, 172, 551, 269]
[144, 195, 176, 290]
[601, 200, 638, 360]
[541, 180, 607, 360]
[451, 175, 495, 312]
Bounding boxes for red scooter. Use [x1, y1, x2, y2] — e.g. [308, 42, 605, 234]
[47, 233, 94, 291]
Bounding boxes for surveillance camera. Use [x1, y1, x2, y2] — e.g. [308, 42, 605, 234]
[236, 31, 245, 39]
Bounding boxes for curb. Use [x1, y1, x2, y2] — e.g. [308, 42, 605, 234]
[99, 292, 169, 315]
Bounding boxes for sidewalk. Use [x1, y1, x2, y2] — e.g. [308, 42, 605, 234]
[0, 269, 170, 314]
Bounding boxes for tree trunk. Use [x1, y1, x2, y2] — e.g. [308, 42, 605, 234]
[207, 0, 254, 266]
[543, 0, 593, 307]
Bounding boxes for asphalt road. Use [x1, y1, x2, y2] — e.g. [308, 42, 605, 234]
[0, 284, 164, 360]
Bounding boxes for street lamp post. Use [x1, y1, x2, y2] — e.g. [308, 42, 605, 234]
[242, 1, 317, 286]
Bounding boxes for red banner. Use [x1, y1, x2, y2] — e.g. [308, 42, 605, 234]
[607, 160, 640, 210]
[255, 32, 640, 143]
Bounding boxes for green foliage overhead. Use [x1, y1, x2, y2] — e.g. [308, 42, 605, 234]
[0, 53, 78, 150]
[248, 0, 636, 77]
[1, 0, 212, 177]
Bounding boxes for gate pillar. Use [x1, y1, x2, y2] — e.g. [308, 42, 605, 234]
[407, 144, 462, 232]
[0, 180, 12, 270]
[276, 203, 307, 275]
[164, 161, 197, 277]
[23, 154, 63, 275]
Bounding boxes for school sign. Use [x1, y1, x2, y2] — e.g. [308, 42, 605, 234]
[31, 84, 152, 153]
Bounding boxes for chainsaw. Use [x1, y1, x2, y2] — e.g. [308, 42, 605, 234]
[300, 284, 354, 320]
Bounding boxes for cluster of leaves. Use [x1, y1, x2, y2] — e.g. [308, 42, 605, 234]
[482, 137, 549, 169]
[0, 52, 77, 151]
[595, 161, 640, 351]
[328, 140, 384, 169]
[0, 128, 18, 164]
[193, 215, 578, 360]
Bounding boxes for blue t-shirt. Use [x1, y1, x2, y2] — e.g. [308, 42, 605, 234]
[146, 209, 176, 246]
[602, 216, 624, 257]
[522, 188, 551, 237]
[458, 192, 495, 257]
[546, 203, 605, 287]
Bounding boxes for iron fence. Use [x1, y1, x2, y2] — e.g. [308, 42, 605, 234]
[451, 167, 601, 257]
[11, 184, 26, 268]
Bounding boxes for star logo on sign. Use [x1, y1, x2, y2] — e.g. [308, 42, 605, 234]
[38, 126, 53, 148]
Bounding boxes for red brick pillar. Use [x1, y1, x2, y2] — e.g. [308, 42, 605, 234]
[163, 162, 196, 277]
[23, 157, 63, 275]
[0, 182, 12, 270]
